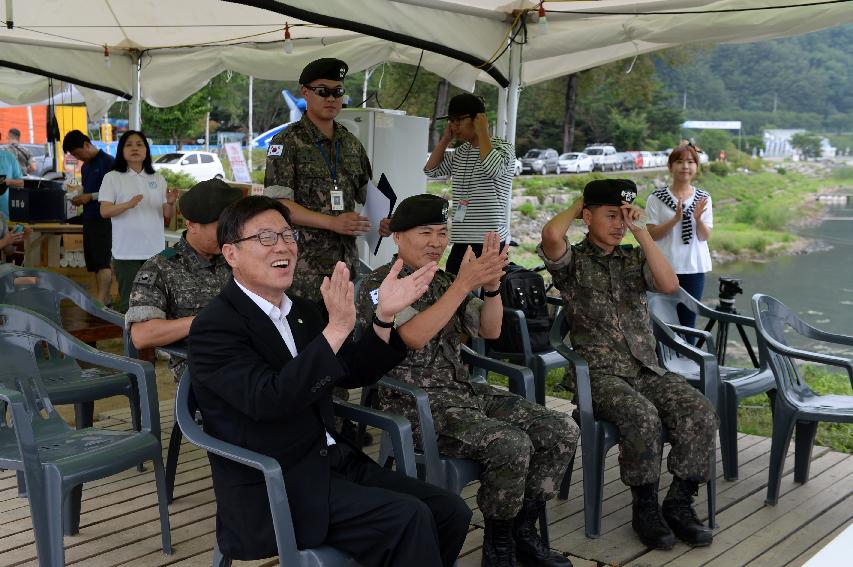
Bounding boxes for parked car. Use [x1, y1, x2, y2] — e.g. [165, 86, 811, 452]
[625, 151, 644, 169]
[520, 148, 560, 175]
[153, 151, 225, 181]
[583, 144, 619, 171]
[653, 151, 669, 168]
[639, 151, 655, 169]
[557, 152, 594, 174]
[616, 152, 636, 170]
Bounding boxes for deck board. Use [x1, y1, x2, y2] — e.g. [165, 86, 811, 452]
[1, 393, 851, 566]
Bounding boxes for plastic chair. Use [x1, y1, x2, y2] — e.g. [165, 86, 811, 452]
[751, 294, 853, 505]
[550, 310, 717, 538]
[175, 369, 418, 567]
[0, 304, 171, 567]
[376, 344, 552, 545]
[484, 296, 569, 405]
[647, 288, 775, 480]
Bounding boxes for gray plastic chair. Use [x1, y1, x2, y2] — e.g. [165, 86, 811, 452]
[0, 304, 172, 567]
[175, 369, 418, 567]
[647, 288, 775, 480]
[550, 310, 717, 538]
[751, 293, 853, 505]
[482, 296, 570, 405]
[376, 344, 552, 544]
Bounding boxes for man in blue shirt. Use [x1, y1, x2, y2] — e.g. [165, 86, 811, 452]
[63, 130, 115, 305]
[0, 130, 25, 222]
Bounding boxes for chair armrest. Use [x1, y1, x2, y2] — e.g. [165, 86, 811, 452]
[157, 343, 188, 360]
[697, 303, 755, 328]
[651, 316, 720, 406]
[333, 400, 417, 478]
[799, 324, 853, 348]
[502, 307, 533, 359]
[766, 343, 853, 386]
[461, 344, 536, 401]
[667, 323, 717, 355]
[378, 377, 444, 486]
[548, 332, 593, 423]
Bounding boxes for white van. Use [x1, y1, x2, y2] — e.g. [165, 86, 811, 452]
[583, 144, 619, 172]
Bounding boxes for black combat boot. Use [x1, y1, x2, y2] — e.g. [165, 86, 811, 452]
[513, 499, 572, 567]
[662, 477, 713, 546]
[631, 484, 676, 550]
[482, 518, 517, 567]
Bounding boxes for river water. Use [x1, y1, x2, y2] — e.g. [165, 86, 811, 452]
[705, 196, 853, 357]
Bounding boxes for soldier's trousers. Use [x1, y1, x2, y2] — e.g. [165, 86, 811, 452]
[434, 389, 578, 520]
[590, 368, 718, 487]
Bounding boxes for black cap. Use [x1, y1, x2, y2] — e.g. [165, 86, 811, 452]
[437, 93, 486, 120]
[299, 58, 348, 85]
[583, 179, 638, 207]
[389, 194, 449, 232]
[179, 179, 244, 224]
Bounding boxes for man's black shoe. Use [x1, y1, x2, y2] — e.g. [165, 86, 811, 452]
[662, 477, 713, 547]
[513, 499, 572, 566]
[631, 484, 676, 550]
[482, 518, 517, 567]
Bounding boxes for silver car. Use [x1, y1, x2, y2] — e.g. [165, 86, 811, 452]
[520, 148, 560, 175]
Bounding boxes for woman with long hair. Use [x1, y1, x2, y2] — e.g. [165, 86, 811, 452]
[99, 130, 177, 311]
[645, 144, 713, 328]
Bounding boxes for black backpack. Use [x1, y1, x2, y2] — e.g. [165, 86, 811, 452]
[488, 264, 552, 353]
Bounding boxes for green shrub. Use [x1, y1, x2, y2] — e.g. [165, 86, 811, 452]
[158, 169, 197, 190]
[518, 202, 537, 218]
[709, 161, 729, 177]
[776, 166, 787, 175]
[831, 166, 853, 180]
[524, 185, 547, 204]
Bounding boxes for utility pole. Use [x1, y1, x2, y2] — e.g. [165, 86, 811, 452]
[773, 93, 778, 113]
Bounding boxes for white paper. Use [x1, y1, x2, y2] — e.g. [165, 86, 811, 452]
[362, 180, 392, 256]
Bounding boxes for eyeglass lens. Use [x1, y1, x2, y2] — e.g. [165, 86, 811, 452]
[309, 85, 346, 98]
[257, 230, 299, 246]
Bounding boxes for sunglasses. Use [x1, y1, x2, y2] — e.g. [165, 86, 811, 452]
[304, 85, 346, 99]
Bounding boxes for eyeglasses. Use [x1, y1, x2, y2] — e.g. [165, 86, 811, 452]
[231, 229, 300, 246]
[304, 85, 346, 99]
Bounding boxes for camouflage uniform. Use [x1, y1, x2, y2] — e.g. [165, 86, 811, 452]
[538, 236, 718, 487]
[356, 258, 578, 520]
[126, 236, 232, 379]
[263, 113, 371, 304]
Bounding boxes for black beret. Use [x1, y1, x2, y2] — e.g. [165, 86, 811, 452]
[299, 58, 348, 85]
[179, 179, 243, 224]
[389, 194, 449, 232]
[437, 93, 486, 120]
[583, 179, 637, 207]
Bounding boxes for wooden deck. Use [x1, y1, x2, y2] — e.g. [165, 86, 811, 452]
[2, 393, 851, 567]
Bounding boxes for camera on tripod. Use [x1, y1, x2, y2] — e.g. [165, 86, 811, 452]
[717, 276, 743, 313]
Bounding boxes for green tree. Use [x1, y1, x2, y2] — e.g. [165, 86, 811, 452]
[790, 132, 823, 159]
[609, 109, 648, 150]
[695, 129, 734, 160]
[141, 90, 210, 147]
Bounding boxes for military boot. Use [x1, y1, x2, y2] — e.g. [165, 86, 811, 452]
[482, 518, 517, 567]
[513, 499, 572, 567]
[631, 484, 676, 550]
[662, 477, 713, 546]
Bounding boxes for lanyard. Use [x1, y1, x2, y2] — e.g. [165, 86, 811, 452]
[316, 139, 342, 190]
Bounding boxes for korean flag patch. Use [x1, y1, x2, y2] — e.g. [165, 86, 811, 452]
[267, 144, 283, 157]
[369, 288, 380, 305]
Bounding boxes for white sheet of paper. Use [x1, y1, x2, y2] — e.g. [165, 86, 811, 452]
[362, 180, 392, 255]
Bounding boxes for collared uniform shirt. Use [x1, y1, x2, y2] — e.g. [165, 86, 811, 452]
[263, 114, 372, 302]
[99, 169, 167, 260]
[538, 236, 666, 378]
[234, 279, 336, 447]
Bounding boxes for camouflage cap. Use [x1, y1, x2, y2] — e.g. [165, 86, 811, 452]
[179, 179, 243, 224]
[299, 58, 348, 85]
[389, 194, 449, 232]
[583, 179, 637, 207]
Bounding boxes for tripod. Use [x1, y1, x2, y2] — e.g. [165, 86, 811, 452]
[697, 277, 759, 367]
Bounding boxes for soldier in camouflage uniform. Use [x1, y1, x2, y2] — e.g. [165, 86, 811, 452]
[357, 194, 577, 567]
[126, 179, 242, 379]
[538, 179, 718, 550]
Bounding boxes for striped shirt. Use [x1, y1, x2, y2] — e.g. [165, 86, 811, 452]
[425, 137, 514, 243]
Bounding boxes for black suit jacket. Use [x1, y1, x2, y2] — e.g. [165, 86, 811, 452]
[188, 278, 406, 560]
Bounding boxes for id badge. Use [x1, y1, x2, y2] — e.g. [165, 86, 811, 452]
[453, 200, 469, 223]
[330, 190, 345, 211]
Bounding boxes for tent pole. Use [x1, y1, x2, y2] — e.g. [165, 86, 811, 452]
[129, 51, 141, 130]
[496, 87, 507, 139]
[248, 75, 254, 175]
[505, 24, 522, 148]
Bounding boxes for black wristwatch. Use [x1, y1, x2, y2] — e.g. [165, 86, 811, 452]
[483, 288, 501, 298]
[372, 312, 395, 328]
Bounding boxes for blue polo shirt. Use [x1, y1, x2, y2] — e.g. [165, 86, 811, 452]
[0, 149, 23, 220]
[81, 149, 115, 220]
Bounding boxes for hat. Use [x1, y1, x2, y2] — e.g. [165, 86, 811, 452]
[299, 58, 348, 85]
[389, 194, 449, 232]
[583, 179, 637, 207]
[179, 179, 243, 224]
[437, 93, 486, 120]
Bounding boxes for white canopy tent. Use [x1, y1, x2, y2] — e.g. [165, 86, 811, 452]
[1, 0, 851, 144]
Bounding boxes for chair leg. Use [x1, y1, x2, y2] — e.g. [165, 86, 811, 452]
[558, 454, 574, 500]
[152, 453, 174, 555]
[63, 484, 82, 536]
[533, 359, 546, 406]
[16, 470, 27, 498]
[26, 475, 61, 567]
[720, 389, 739, 481]
[793, 420, 818, 484]
[212, 540, 232, 567]
[165, 421, 183, 503]
[706, 447, 717, 529]
[74, 401, 95, 428]
[766, 408, 797, 506]
[583, 435, 606, 538]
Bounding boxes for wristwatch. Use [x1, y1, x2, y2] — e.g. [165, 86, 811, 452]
[372, 312, 395, 328]
[483, 288, 501, 298]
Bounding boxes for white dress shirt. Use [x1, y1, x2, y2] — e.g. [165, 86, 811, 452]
[234, 279, 335, 446]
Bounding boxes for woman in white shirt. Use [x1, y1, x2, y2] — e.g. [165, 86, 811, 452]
[645, 144, 713, 329]
[100, 130, 177, 312]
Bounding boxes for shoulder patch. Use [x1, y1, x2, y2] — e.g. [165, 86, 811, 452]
[159, 247, 178, 259]
[267, 144, 283, 157]
[369, 288, 380, 306]
[133, 270, 156, 285]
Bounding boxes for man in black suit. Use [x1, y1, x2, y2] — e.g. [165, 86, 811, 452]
[188, 196, 471, 566]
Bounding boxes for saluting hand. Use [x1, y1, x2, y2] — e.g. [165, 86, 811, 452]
[621, 202, 646, 234]
[375, 259, 438, 321]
